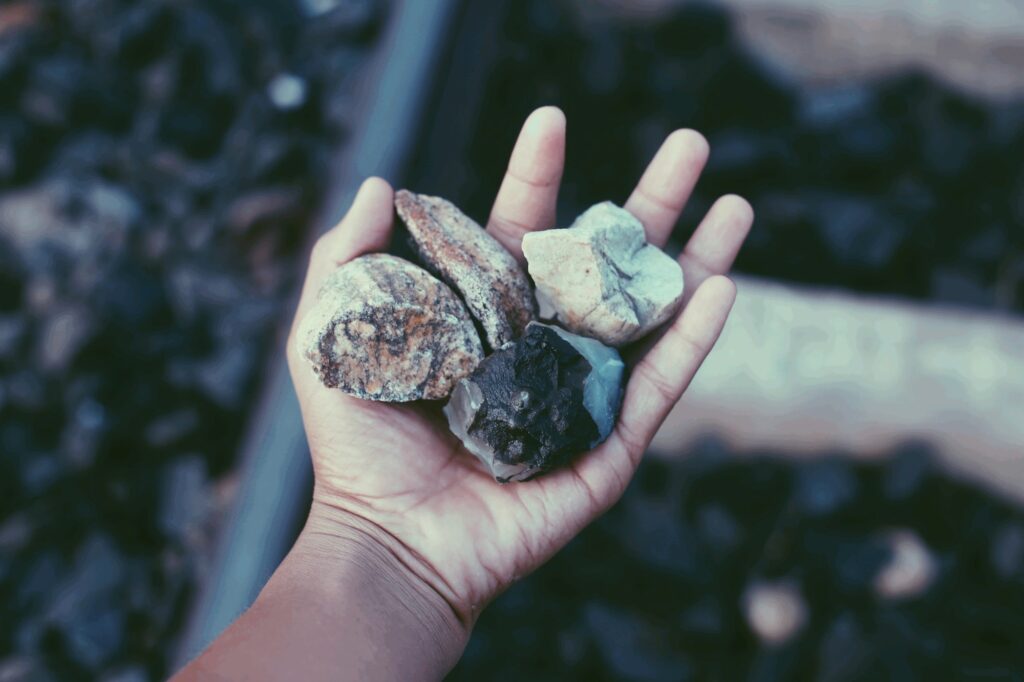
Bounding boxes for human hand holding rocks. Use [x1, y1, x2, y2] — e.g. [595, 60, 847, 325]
[284, 107, 752, 666]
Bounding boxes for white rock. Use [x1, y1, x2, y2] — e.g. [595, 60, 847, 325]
[522, 202, 684, 346]
[742, 580, 808, 646]
[874, 529, 937, 600]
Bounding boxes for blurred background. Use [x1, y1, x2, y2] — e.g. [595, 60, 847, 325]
[2, 0, 1023, 680]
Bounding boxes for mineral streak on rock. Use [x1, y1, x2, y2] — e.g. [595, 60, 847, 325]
[522, 201, 685, 347]
[544, 323, 625, 443]
[445, 322, 624, 482]
[296, 254, 484, 401]
[395, 189, 536, 350]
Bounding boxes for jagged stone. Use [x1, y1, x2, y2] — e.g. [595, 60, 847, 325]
[522, 201, 684, 346]
[295, 254, 483, 401]
[444, 322, 624, 482]
[395, 189, 536, 350]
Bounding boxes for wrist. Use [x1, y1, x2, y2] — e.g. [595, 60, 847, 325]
[279, 495, 470, 676]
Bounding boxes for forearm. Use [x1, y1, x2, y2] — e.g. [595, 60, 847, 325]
[174, 506, 469, 682]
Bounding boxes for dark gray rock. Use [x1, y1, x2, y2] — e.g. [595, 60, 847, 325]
[46, 535, 126, 669]
[445, 323, 624, 482]
[795, 458, 857, 516]
[991, 523, 1024, 580]
[584, 603, 695, 681]
[159, 455, 208, 539]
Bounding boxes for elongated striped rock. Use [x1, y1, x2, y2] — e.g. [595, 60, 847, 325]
[295, 254, 484, 401]
[395, 190, 536, 350]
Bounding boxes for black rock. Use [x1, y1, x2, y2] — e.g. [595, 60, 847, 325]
[444, 324, 623, 482]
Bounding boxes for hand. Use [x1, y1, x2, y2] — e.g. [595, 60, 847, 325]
[286, 107, 752, 648]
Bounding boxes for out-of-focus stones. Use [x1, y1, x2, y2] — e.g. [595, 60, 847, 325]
[444, 322, 623, 482]
[36, 304, 94, 374]
[395, 190, 536, 350]
[873, 529, 937, 600]
[0, 0, 383, 676]
[296, 254, 483, 402]
[795, 457, 857, 516]
[742, 580, 808, 646]
[0, 179, 136, 275]
[522, 201, 684, 347]
[991, 523, 1024, 580]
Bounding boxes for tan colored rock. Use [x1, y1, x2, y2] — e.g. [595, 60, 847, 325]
[522, 202, 684, 347]
[295, 254, 483, 401]
[395, 190, 536, 349]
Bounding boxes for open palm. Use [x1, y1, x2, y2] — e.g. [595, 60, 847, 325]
[285, 107, 753, 626]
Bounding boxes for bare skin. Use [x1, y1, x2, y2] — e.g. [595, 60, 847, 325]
[175, 107, 753, 681]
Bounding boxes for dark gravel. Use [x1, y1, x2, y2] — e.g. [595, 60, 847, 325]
[0, 0, 382, 678]
[451, 442, 1024, 681]
[449, 1, 1024, 313]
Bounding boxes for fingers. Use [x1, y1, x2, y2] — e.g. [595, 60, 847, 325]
[624, 129, 709, 247]
[486, 106, 566, 260]
[291, 177, 395, 340]
[678, 194, 754, 297]
[612, 275, 737, 464]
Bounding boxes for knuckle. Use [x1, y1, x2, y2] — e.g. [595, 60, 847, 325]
[635, 357, 680, 404]
[310, 233, 333, 260]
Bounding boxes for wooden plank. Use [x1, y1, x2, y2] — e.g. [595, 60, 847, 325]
[651, 276, 1024, 502]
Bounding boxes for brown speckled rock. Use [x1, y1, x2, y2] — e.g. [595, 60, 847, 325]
[295, 254, 484, 401]
[395, 190, 536, 350]
[522, 202, 684, 347]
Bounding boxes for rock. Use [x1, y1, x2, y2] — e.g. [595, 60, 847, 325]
[36, 304, 94, 374]
[873, 529, 937, 600]
[0, 179, 136, 272]
[522, 201, 684, 346]
[742, 580, 808, 646]
[266, 73, 308, 111]
[46, 534, 127, 669]
[395, 190, 536, 350]
[991, 523, 1024, 580]
[816, 614, 872, 682]
[98, 667, 148, 682]
[794, 457, 857, 516]
[296, 254, 483, 401]
[583, 603, 695, 681]
[882, 444, 933, 500]
[0, 314, 26, 359]
[158, 455, 208, 539]
[444, 322, 623, 482]
[0, 657, 56, 682]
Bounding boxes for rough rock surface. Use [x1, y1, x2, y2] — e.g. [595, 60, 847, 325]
[296, 254, 483, 401]
[395, 190, 536, 350]
[522, 201, 685, 346]
[444, 322, 623, 482]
